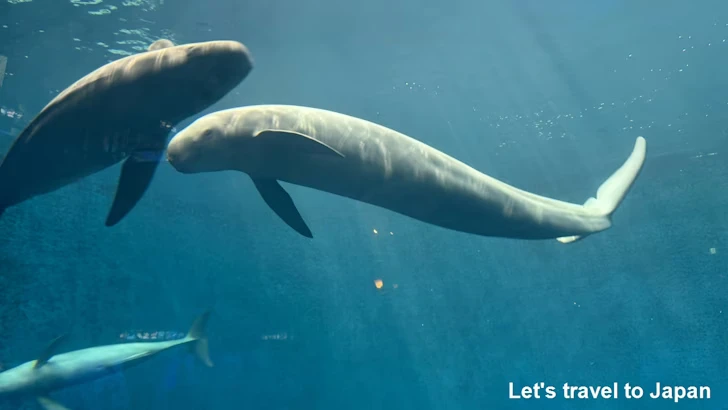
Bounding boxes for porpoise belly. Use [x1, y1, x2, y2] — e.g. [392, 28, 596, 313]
[275, 153, 575, 238]
[0, 110, 157, 207]
[0, 56, 179, 209]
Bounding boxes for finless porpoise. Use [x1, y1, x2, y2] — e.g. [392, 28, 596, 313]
[0, 39, 253, 226]
[166, 105, 646, 243]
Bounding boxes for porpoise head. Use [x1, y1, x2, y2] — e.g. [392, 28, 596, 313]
[142, 40, 254, 121]
[167, 107, 279, 175]
[167, 106, 342, 177]
[166, 110, 251, 174]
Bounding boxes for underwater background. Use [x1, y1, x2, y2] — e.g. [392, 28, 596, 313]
[0, 0, 727, 409]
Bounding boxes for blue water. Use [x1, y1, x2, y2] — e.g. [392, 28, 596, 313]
[0, 0, 726, 409]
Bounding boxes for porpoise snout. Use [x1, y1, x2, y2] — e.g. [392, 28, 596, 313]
[217, 41, 254, 75]
[223, 41, 254, 81]
[165, 138, 189, 173]
[188, 40, 254, 81]
[221, 40, 254, 69]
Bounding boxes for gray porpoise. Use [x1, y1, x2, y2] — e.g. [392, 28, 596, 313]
[0, 39, 253, 226]
[166, 105, 647, 243]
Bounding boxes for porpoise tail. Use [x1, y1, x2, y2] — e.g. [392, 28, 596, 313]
[186, 310, 214, 367]
[556, 136, 647, 244]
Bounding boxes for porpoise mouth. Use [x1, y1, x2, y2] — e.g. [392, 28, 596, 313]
[165, 148, 183, 171]
[166, 150, 196, 174]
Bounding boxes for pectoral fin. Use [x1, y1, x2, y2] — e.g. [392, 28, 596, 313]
[253, 129, 345, 158]
[105, 148, 164, 227]
[37, 396, 71, 410]
[34, 334, 67, 369]
[252, 178, 313, 238]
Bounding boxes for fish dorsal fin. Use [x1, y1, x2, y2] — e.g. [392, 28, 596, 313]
[37, 396, 71, 410]
[253, 129, 345, 159]
[148, 39, 175, 51]
[34, 334, 67, 369]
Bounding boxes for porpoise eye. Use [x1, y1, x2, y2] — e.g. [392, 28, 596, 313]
[201, 129, 214, 140]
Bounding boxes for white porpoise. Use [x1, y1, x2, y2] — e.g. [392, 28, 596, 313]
[166, 105, 647, 243]
[0, 311, 212, 410]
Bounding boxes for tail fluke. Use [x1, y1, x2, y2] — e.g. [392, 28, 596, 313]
[186, 310, 214, 367]
[557, 136, 647, 244]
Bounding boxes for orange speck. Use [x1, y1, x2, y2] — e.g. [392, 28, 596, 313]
[374, 279, 383, 289]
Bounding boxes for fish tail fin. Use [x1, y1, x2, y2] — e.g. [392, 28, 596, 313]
[186, 310, 213, 367]
[557, 136, 647, 244]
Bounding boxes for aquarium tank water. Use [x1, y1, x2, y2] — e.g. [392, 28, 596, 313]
[0, 0, 726, 409]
